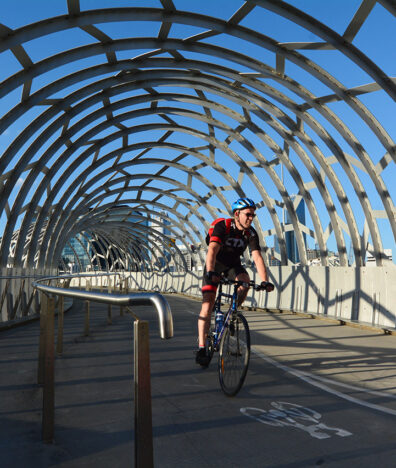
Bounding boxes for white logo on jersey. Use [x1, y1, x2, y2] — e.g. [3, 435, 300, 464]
[226, 237, 244, 248]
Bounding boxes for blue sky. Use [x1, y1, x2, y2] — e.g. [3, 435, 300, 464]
[0, 0, 394, 263]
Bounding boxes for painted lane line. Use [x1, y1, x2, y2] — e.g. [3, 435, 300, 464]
[185, 305, 396, 413]
[297, 369, 396, 399]
[252, 346, 396, 399]
[252, 346, 396, 417]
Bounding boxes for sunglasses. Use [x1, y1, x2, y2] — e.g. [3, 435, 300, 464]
[243, 212, 256, 219]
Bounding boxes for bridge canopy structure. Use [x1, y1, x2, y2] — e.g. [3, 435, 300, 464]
[0, 0, 395, 325]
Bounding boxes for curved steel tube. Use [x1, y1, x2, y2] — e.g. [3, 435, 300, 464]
[32, 282, 173, 339]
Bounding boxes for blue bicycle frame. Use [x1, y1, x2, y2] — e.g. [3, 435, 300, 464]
[206, 277, 268, 396]
[212, 278, 246, 350]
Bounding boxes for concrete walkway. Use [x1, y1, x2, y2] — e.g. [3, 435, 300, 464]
[2, 294, 396, 467]
[244, 307, 396, 397]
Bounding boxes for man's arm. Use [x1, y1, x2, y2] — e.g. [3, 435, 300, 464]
[251, 249, 269, 282]
[206, 242, 221, 271]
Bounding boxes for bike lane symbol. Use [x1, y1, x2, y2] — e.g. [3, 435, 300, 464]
[241, 402, 353, 440]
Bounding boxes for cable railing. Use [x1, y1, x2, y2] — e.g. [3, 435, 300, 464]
[31, 273, 173, 468]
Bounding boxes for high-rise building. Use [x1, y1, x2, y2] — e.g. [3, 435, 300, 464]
[285, 196, 306, 264]
[150, 211, 173, 270]
[274, 196, 306, 265]
[61, 233, 90, 272]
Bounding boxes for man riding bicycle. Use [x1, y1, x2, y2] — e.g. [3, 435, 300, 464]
[196, 198, 274, 366]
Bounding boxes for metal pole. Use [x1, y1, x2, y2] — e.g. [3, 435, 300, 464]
[37, 292, 47, 385]
[120, 277, 124, 316]
[84, 280, 90, 336]
[42, 296, 55, 443]
[33, 279, 173, 447]
[134, 320, 154, 468]
[84, 300, 90, 336]
[56, 296, 64, 355]
[107, 280, 112, 325]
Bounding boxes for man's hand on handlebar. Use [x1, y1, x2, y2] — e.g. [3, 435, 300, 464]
[258, 281, 275, 292]
[207, 275, 274, 291]
[205, 270, 221, 284]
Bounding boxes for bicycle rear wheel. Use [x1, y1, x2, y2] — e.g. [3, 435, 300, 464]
[218, 313, 250, 396]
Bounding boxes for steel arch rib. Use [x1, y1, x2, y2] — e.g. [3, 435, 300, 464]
[0, 63, 390, 266]
[1, 97, 378, 266]
[0, 2, 394, 279]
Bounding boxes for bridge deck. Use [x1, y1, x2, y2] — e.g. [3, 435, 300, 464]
[2, 295, 396, 467]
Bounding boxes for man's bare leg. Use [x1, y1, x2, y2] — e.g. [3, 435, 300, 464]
[198, 292, 216, 347]
[235, 272, 250, 307]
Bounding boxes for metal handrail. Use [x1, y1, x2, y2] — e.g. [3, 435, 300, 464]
[33, 281, 173, 339]
[0, 271, 128, 325]
[0, 271, 123, 280]
[32, 275, 173, 468]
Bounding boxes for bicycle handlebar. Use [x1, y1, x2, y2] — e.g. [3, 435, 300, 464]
[219, 276, 269, 292]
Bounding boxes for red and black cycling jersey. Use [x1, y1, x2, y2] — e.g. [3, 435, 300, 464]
[207, 218, 261, 267]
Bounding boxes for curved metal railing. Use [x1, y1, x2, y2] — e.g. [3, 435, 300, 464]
[33, 279, 173, 339]
[32, 274, 173, 468]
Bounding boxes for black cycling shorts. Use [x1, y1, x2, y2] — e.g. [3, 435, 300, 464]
[201, 263, 248, 294]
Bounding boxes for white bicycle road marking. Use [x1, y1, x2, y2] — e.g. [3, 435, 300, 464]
[241, 402, 353, 439]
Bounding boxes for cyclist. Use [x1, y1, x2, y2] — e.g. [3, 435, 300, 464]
[196, 198, 274, 366]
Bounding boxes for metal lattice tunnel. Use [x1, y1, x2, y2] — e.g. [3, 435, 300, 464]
[0, 0, 395, 323]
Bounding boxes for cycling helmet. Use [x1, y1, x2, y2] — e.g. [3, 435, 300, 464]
[232, 197, 256, 213]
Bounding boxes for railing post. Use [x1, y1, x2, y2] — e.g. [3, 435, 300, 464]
[107, 280, 112, 325]
[37, 292, 47, 385]
[56, 296, 64, 355]
[84, 280, 90, 336]
[42, 296, 55, 443]
[120, 277, 124, 316]
[32, 279, 173, 452]
[84, 301, 90, 336]
[134, 320, 154, 468]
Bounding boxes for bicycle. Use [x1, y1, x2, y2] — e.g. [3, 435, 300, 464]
[205, 275, 267, 396]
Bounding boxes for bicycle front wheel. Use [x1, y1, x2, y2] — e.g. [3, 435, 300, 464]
[204, 309, 218, 366]
[218, 313, 250, 396]
[206, 331, 215, 365]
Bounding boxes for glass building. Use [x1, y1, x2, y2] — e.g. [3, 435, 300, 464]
[61, 233, 90, 272]
[275, 196, 306, 265]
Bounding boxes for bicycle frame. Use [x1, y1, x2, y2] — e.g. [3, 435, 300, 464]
[212, 279, 246, 350]
[205, 276, 268, 396]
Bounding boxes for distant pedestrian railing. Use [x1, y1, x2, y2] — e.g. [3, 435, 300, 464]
[0, 271, 128, 325]
[32, 274, 173, 468]
[124, 266, 396, 331]
[1, 264, 395, 331]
